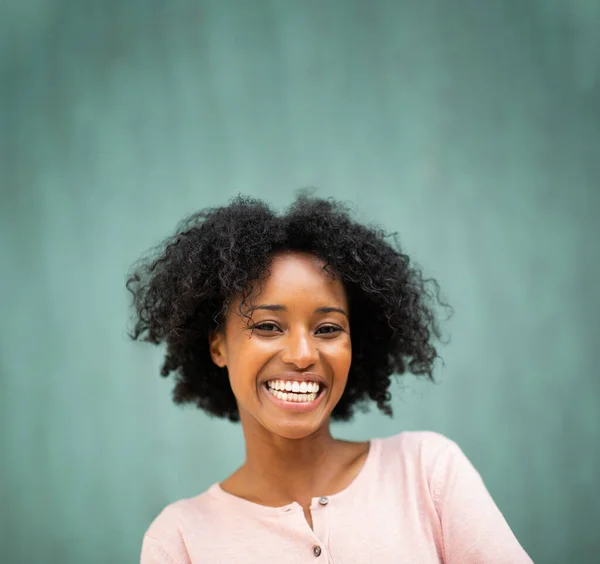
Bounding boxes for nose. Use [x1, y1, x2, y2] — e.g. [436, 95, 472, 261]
[280, 329, 318, 369]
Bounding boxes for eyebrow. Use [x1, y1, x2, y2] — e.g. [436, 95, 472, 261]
[249, 304, 349, 318]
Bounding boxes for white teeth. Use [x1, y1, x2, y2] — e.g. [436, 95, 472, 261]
[266, 380, 322, 398]
[267, 387, 318, 403]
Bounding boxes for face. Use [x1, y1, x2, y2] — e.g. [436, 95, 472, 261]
[209, 252, 352, 440]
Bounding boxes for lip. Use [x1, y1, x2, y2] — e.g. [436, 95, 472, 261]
[261, 382, 326, 413]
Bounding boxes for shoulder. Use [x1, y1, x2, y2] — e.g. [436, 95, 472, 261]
[373, 430, 489, 510]
[141, 486, 223, 563]
[377, 430, 460, 461]
[374, 431, 475, 496]
[376, 432, 532, 562]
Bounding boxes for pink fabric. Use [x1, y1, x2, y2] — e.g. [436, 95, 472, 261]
[141, 431, 533, 563]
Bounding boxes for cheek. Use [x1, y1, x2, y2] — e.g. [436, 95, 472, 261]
[226, 337, 273, 389]
[323, 338, 352, 377]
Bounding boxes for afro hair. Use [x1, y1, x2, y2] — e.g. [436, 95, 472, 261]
[127, 194, 447, 422]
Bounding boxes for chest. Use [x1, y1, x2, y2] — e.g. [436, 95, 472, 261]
[185, 495, 443, 563]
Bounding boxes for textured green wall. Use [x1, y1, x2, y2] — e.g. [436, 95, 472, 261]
[1, 1, 599, 562]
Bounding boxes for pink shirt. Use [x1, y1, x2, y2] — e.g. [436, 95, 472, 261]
[141, 431, 532, 563]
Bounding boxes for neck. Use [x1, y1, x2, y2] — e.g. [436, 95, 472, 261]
[238, 419, 340, 504]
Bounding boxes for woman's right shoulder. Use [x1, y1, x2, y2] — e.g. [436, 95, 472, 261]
[145, 485, 223, 535]
[141, 486, 222, 563]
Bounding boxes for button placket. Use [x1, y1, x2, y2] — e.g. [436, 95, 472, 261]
[310, 495, 332, 561]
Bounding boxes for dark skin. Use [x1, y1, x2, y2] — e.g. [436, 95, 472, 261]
[209, 251, 369, 528]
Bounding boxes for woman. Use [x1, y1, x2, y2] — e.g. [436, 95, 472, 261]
[128, 195, 532, 563]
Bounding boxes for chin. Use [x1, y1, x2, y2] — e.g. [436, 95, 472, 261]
[266, 419, 326, 441]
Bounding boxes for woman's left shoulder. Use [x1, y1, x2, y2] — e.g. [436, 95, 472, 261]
[375, 430, 467, 472]
[379, 429, 459, 453]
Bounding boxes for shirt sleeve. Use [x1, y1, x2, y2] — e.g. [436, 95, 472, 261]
[141, 534, 190, 564]
[431, 438, 534, 563]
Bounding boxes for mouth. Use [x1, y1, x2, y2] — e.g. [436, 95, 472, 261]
[262, 377, 326, 411]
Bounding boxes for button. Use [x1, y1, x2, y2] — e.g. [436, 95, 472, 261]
[318, 496, 329, 506]
[313, 545, 322, 557]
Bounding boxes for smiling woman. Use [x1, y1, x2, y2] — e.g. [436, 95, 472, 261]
[127, 195, 533, 563]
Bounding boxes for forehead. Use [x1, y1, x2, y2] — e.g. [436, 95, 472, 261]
[236, 252, 348, 311]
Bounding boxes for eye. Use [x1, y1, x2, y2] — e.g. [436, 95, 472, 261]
[316, 325, 342, 336]
[252, 322, 281, 333]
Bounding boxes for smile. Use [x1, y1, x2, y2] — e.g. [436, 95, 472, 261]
[263, 378, 325, 408]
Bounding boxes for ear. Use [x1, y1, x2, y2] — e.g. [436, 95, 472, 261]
[209, 330, 227, 368]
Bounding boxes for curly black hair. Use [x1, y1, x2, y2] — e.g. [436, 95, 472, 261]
[127, 194, 446, 422]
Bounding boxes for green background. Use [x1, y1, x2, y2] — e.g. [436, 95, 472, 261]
[1, 1, 599, 562]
